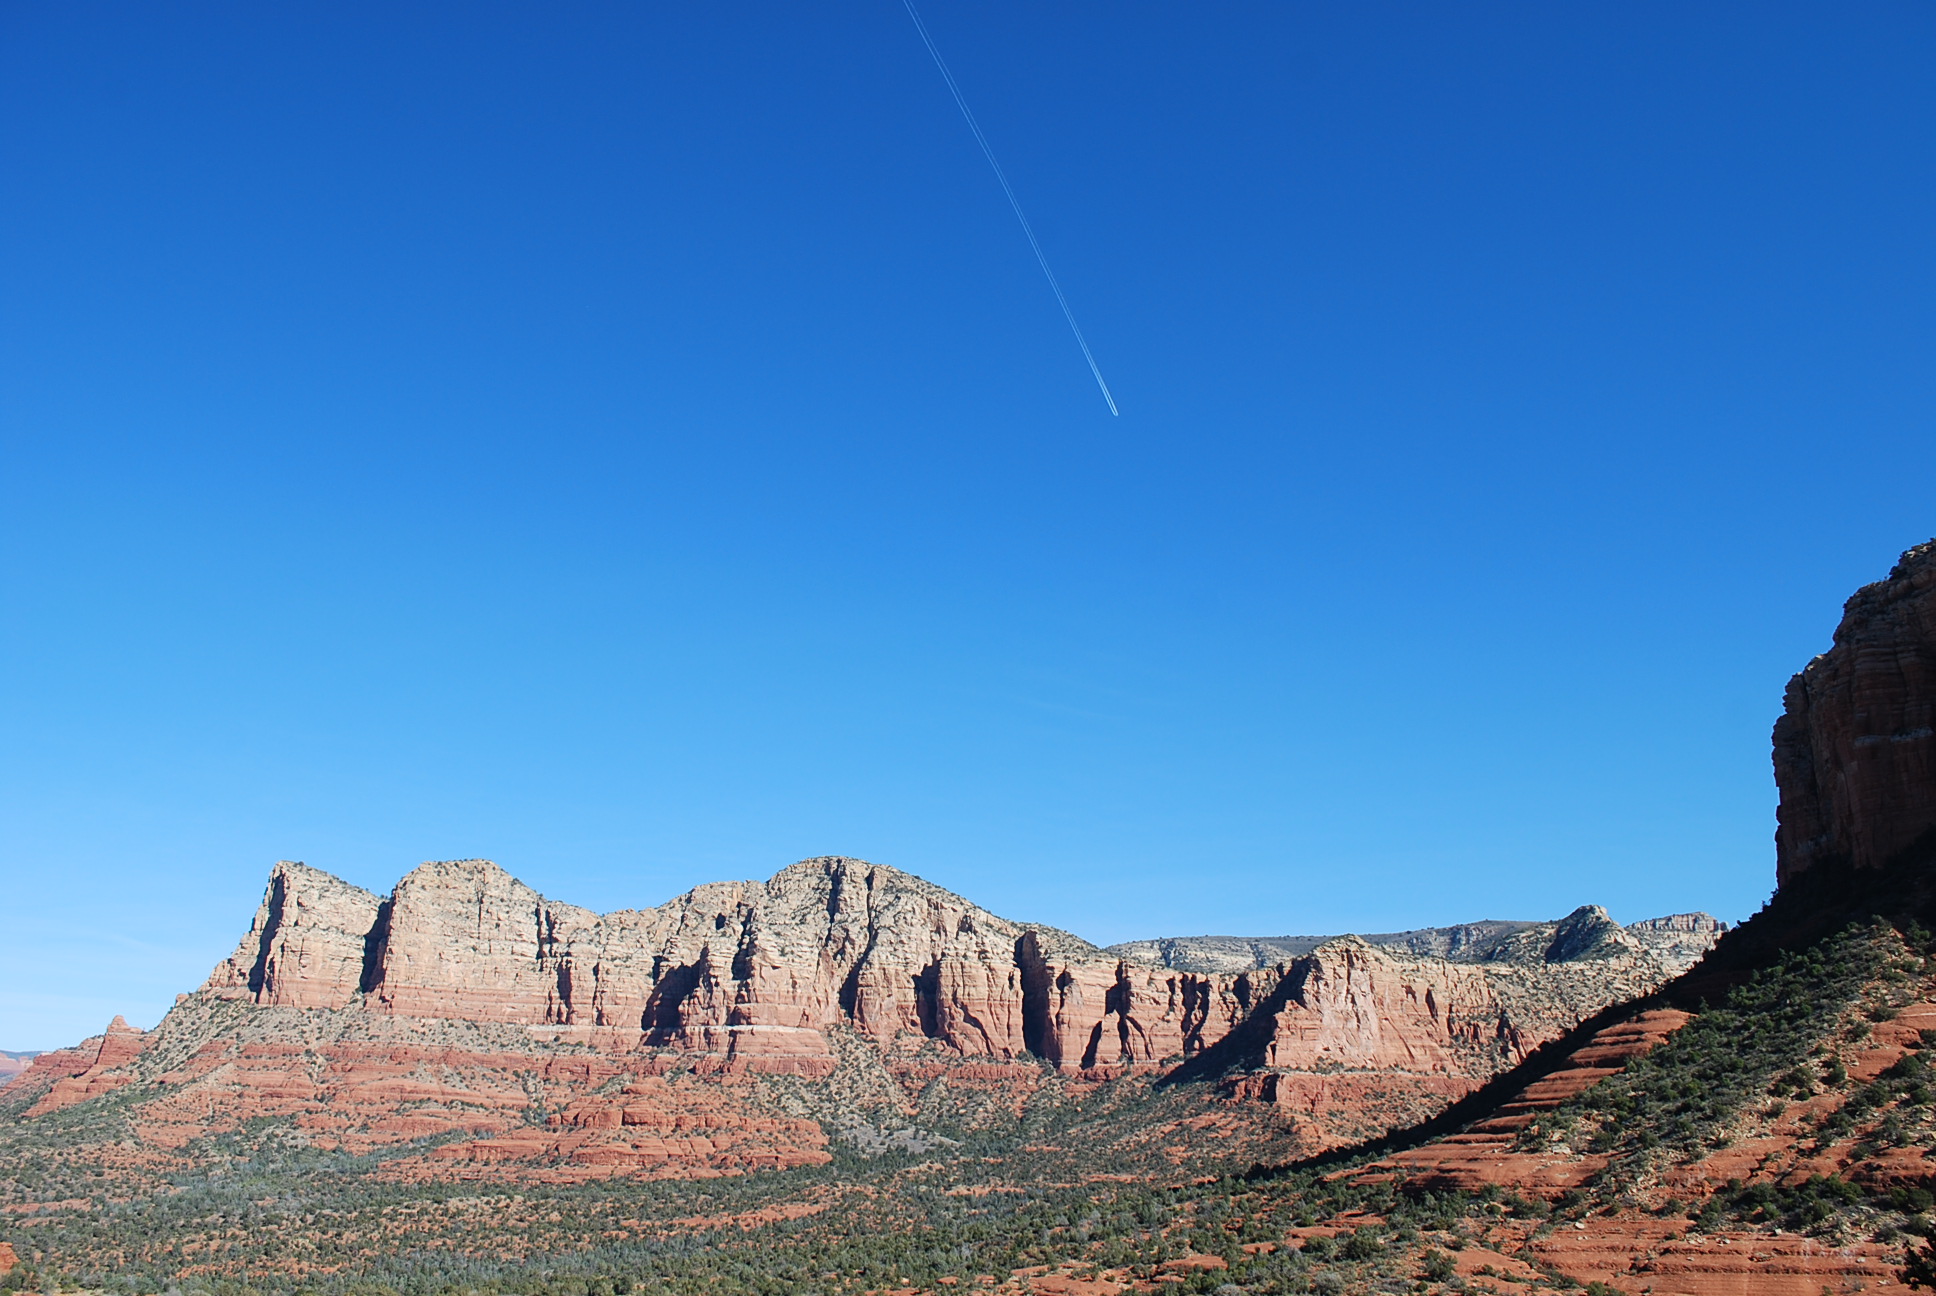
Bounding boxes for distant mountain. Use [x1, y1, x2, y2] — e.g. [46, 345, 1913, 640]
[0, 1051, 37, 1083]
[1107, 907, 1725, 976]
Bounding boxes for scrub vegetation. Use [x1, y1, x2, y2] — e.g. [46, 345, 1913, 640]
[8, 920, 1936, 1294]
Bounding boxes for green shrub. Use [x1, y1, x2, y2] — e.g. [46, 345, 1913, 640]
[1699, 1174, 1864, 1232]
[1891, 1186, 1936, 1214]
[1557, 924, 1887, 1168]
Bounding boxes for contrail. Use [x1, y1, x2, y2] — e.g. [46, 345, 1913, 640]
[899, 0, 1120, 416]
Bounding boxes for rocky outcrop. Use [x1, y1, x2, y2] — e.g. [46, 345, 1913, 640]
[1271, 546, 1936, 1288]
[0, 997, 838, 1183]
[1361, 1008, 1695, 1194]
[209, 857, 1064, 1068]
[1624, 911, 1730, 969]
[1331, 977, 1936, 1292]
[204, 861, 386, 1009]
[1163, 921, 1704, 1097]
[427, 1072, 833, 1179]
[1775, 538, 1936, 887]
[1, 1017, 148, 1117]
[1110, 922, 1546, 973]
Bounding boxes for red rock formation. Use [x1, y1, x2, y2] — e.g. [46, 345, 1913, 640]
[205, 861, 384, 1009]
[366, 858, 595, 1022]
[3, 1017, 148, 1117]
[1266, 547, 1936, 1293]
[1775, 538, 1936, 887]
[0, 1241, 15, 1273]
[0, 855, 1707, 1182]
[1356, 992, 1936, 1294]
[201, 856, 1704, 1085]
[422, 1074, 832, 1180]
[1252, 941, 1527, 1072]
[1524, 1220, 1906, 1295]
[1024, 938, 1526, 1079]
[18, 1017, 838, 1182]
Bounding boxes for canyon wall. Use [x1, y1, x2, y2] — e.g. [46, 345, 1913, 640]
[1775, 538, 1936, 887]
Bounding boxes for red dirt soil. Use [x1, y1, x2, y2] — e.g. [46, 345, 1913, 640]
[1346, 997, 1936, 1294]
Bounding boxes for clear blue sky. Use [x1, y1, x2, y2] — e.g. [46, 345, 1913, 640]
[3, 2, 1933, 1050]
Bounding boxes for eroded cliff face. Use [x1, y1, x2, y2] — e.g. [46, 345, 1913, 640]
[1, 856, 1724, 1183]
[204, 861, 385, 1010]
[201, 858, 1107, 1069]
[366, 858, 597, 1023]
[196, 857, 1709, 1086]
[1775, 538, 1936, 887]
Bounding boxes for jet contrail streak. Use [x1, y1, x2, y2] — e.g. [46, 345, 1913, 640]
[900, 0, 1119, 416]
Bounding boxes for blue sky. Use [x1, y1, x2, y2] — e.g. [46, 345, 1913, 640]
[3, 2, 1933, 1050]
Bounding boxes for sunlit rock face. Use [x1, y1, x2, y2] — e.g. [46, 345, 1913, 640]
[204, 860, 384, 1010]
[197, 855, 1712, 1080]
[0, 856, 1723, 1182]
[1775, 539, 1936, 888]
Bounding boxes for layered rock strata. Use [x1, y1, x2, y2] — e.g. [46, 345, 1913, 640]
[1775, 537, 1936, 886]
[0, 856, 1724, 1180]
[2, 999, 835, 1183]
[1281, 542, 1936, 1291]
[4, 1016, 148, 1118]
[199, 857, 1714, 1080]
[207, 861, 384, 1010]
[203, 857, 1073, 1069]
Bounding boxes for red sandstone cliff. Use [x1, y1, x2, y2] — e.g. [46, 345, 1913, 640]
[0, 857, 1719, 1181]
[1775, 538, 1936, 887]
[196, 856, 1702, 1083]
[206, 861, 384, 1010]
